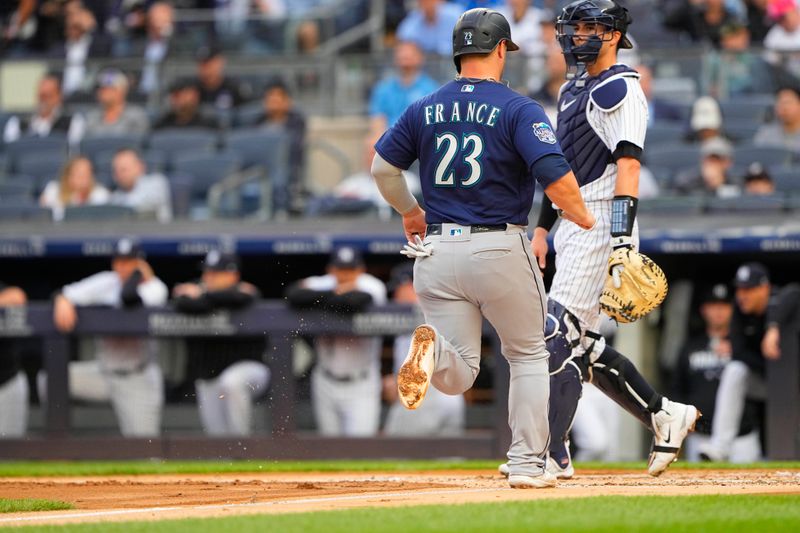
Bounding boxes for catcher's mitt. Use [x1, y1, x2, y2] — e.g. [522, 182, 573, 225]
[599, 248, 668, 323]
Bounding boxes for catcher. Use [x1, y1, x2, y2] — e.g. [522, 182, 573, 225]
[500, 0, 700, 480]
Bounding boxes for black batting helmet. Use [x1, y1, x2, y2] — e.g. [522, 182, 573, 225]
[452, 8, 519, 72]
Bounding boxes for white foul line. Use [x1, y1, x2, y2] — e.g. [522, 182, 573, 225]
[0, 486, 507, 524]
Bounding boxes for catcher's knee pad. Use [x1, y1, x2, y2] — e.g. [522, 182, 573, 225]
[546, 300, 582, 375]
[590, 346, 660, 430]
[548, 361, 582, 453]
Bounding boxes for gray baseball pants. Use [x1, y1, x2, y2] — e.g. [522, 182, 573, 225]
[414, 224, 550, 477]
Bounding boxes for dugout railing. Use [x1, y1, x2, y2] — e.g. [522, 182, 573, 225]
[0, 302, 511, 461]
[0, 300, 797, 461]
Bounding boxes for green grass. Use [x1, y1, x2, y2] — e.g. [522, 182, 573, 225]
[0, 499, 73, 514]
[0, 459, 797, 477]
[8, 495, 800, 532]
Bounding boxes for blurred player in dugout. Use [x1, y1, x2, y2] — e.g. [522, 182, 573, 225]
[285, 246, 387, 436]
[40, 238, 168, 437]
[0, 282, 28, 438]
[172, 250, 270, 436]
[382, 263, 466, 436]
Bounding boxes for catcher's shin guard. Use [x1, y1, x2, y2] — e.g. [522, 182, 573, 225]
[546, 300, 582, 374]
[548, 361, 583, 466]
[589, 346, 663, 430]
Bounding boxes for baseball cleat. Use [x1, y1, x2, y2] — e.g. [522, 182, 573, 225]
[498, 462, 509, 477]
[508, 470, 557, 489]
[546, 455, 574, 480]
[648, 398, 701, 477]
[397, 324, 436, 410]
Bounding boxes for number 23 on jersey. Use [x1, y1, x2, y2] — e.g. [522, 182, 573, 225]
[435, 132, 484, 187]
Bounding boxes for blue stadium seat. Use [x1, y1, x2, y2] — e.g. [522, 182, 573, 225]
[725, 120, 761, 144]
[225, 128, 289, 171]
[172, 151, 242, 199]
[733, 145, 794, 168]
[637, 196, 705, 215]
[720, 97, 773, 123]
[770, 168, 800, 193]
[147, 129, 219, 165]
[0, 180, 35, 203]
[0, 205, 52, 222]
[4, 136, 68, 173]
[16, 152, 67, 190]
[62, 205, 136, 221]
[80, 135, 144, 161]
[705, 195, 786, 213]
[646, 124, 686, 146]
[232, 102, 265, 128]
[644, 145, 701, 176]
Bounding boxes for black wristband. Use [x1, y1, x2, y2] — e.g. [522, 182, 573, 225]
[610, 195, 638, 237]
[536, 200, 559, 232]
[612, 141, 642, 161]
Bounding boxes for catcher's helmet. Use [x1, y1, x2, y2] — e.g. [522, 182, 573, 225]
[556, 0, 633, 73]
[452, 8, 519, 72]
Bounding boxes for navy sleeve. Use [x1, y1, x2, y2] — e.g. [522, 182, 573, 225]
[511, 100, 566, 188]
[374, 103, 418, 170]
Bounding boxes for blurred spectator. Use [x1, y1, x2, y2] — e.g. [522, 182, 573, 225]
[214, 0, 287, 38]
[383, 263, 465, 436]
[134, 2, 175, 97]
[453, 1, 504, 8]
[662, 0, 741, 47]
[673, 284, 763, 462]
[0, 283, 28, 438]
[172, 250, 270, 436]
[296, 19, 320, 54]
[745, 0, 773, 43]
[369, 41, 439, 137]
[497, 0, 546, 55]
[285, 246, 387, 437]
[396, 0, 462, 56]
[529, 43, 568, 123]
[764, 0, 800, 51]
[306, 138, 421, 219]
[42, 238, 167, 437]
[256, 80, 307, 215]
[753, 86, 800, 152]
[52, 6, 110, 95]
[705, 21, 780, 97]
[674, 137, 741, 197]
[3, 74, 74, 143]
[697, 263, 800, 461]
[742, 162, 776, 195]
[0, 0, 37, 55]
[637, 64, 684, 125]
[109, 149, 172, 222]
[71, 69, 150, 143]
[40, 156, 110, 221]
[688, 95, 725, 142]
[195, 45, 249, 112]
[154, 78, 220, 130]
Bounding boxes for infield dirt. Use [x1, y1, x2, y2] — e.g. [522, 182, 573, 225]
[1, 469, 799, 527]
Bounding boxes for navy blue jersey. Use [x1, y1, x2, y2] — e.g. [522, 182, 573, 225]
[375, 79, 566, 225]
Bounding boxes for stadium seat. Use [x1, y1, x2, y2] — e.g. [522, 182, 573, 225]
[733, 145, 794, 168]
[770, 168, 800, 193]
[720, 97, 773, 123]
[4, 136, 68, 173]
[637, 196, 705, 215]
[232, 102, 265, 128]
[225, 128, 289, 171]
[646, 123, 686, 146]
[16, 153, 67, 190]
[147, 129, 219, 165]
[644, 145, 701, 176]
[0, 180, 35, 203]
[172, 151, 242, 199]
[80, 135, 144, 161]
[705, 195, 786, 213]
[0, 205, 53, 222]
[62, 205, 136, 222]
[725, 120, 761, 144]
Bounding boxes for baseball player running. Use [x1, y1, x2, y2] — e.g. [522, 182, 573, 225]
[502, 0, 701, 479]
[372, 8, 594, 488]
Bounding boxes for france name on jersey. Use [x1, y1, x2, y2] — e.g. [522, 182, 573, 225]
[375, 79, 565, 226]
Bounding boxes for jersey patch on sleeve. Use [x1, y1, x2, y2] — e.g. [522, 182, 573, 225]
[532, 122, 557, 144]
[590, 76, 628, 112]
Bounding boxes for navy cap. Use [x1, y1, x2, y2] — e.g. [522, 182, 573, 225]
[388, 262, 414, 293]
[195, 43, 223, 62]
[329, 246, 363, 269]
[113, 237, 143, 259]
[701, 283, 732, 304]
[734, 262, 770, 288]
[203, 250, 239, 272]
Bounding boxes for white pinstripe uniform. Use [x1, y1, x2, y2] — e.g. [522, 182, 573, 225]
[549, 67, 647, 359]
